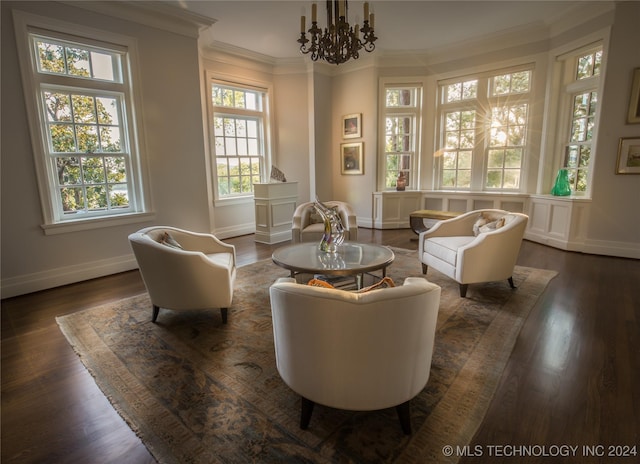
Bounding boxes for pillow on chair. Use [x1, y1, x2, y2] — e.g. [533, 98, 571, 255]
[307, 277, 396, 293]
[478, 216, 506, 234]
[356, 277, 396, 293]
[473, 212, 506, 236]
[309, 210, 324, 224]
[159, 232, 183, 249]
[307, 278, 335, 288]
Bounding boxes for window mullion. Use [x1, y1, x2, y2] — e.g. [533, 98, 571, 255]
[473, 82, 489, 190]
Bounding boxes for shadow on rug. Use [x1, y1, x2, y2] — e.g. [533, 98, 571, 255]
[57, 248, 556, 464]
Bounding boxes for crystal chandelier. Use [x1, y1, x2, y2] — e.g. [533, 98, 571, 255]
[298, 1, 377, 65]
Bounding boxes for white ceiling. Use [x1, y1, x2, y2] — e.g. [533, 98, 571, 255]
[168, 0, 590, 60]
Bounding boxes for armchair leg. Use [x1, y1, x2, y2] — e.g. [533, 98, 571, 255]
[396, 400, 412, 435]
[421, 263, 428, 274]
[508, 277, 516, 289]
[152, 305, 160, 323]
[300, 397, 315, 430]
[459, 284, 468, 298]
[220, 308, 228, 324]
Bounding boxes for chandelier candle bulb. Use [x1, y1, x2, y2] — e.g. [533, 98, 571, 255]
[312, 2, 317, 21]
[301, 15, 305, 33]
[364, 2, 369, 19]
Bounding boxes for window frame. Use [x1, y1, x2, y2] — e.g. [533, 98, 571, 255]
[378, 82, 423, 191]
[555, 43, 604, 196]
[13, 11, 152, 234]
[206, 75, 273, 204]
[435, 64, 534, 192]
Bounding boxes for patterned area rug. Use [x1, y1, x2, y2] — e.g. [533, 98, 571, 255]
[57, 248, 556, 464]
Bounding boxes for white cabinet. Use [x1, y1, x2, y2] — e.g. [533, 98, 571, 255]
[525, 195, 591, 251]
[372, 191, 422, 229]
[253, 182, 298, 244]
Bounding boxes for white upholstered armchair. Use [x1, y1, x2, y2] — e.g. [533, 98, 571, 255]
[418, 209, 528, 297]
[269, 277, 441, 434]
[291, 201, 358, 243]
[128, 226, 236, 323]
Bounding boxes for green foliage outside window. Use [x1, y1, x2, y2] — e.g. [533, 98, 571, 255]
[564, 89, 597, 192]
[576, 50, 602, 80]
[438, 70, 529, 191]
[384, 86, 419, 190]
[38, 37, 129, 214]
[212, 83, 266, 197]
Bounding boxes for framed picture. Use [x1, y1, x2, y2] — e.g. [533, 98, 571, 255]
[627, 68, 640, 124]
[341, 142, 363, 175]
[342, 113, 361, 139]
[616, 137, 640, 174]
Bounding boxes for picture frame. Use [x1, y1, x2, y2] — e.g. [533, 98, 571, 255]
[616, 137, 640, 174]
[627, 68, 640, 124]
[342, 113, 361, 139]
[340, 142, 363, 175]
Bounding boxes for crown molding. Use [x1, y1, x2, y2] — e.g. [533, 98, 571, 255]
[393, 21, 551, 69]
[199, 42, 364, 77]
[59, 0, 216, 38]
[201, 41, 277, 66]
[547, 1, 615, 38]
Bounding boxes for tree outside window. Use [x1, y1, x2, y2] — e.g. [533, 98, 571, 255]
[437, 68, 531, 191]
[383, 86, 420, 190]
[211, 83, 267, 198]
[30, 34, 137, 220]
[561, 48, 602, 193]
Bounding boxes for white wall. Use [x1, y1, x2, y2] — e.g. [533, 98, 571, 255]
[311, 69, 334, 202]
[273, 72, 311, 201]
[586, 1, 640, 250]
[331, 64, 378, 223]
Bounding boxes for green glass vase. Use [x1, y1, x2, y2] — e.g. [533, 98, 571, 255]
[551, 169, 572, 196]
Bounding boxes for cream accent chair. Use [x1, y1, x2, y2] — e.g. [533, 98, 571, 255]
[291, 201, 358, 243]
[418, 209, 528, 297]
[269, 277, 441, 434]
[128, 226, 236, 323]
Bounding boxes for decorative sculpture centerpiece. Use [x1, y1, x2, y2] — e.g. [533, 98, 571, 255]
[313, 199, 345, 253]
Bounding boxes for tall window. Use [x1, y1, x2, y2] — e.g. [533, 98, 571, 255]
[210, 83, 268, 198]
[437, 67, 532, 191]
[383, 86, 421, 190]
[18, 26, 145, 225]
[562, 47, 602, 193]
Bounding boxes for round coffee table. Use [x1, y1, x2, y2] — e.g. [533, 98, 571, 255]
[272, 242, 395, 289]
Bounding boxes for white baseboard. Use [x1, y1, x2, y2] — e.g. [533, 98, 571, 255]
[524, 232, 640, 259]
[372, 220, 411, 229]
[254, 230, 292, 244]
[214, 223, 256, 240]
[1, 254, 139, 299]
[581, 238, 640, 259]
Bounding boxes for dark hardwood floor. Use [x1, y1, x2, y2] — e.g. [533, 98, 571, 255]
[2, 229, 639, 463]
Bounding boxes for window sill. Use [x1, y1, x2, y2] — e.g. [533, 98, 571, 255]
[213, 195, 254, 207]
[529, 193, 592, 202]
[41, 211, 156, 236]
